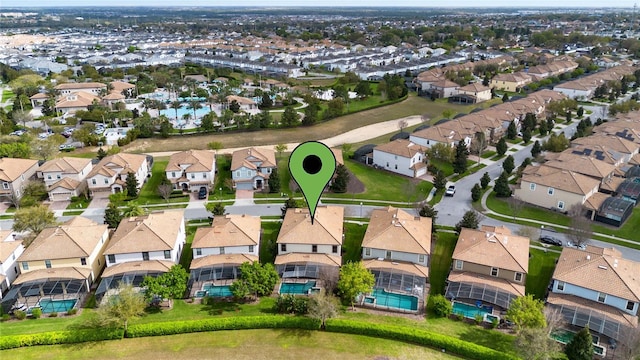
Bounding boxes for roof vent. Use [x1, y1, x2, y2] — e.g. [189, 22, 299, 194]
[503, 236, 508, 244]
[598, 265, 608, 270]
[586, 255, 591, 260]
[488, 237, 497, 243]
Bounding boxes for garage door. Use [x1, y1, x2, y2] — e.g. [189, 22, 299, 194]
[415, 167, 427, 177]
[235, 182, 254, 190]
[50, 192, 72, 201]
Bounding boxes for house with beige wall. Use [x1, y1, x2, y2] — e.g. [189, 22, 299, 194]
[0, 158, 39, 203]
[490, 72, 531, 92]
[446, 225, 529, 311]
[86, 153, 149, 197]
[37, 157, 92, 201]
[0, 231, 24, 299]
[165, 150, 216, 192]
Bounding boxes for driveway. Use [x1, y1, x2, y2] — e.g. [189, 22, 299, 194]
[48, 201, 70, 211]
[234, 190, 255, 206]
[87, 193, 110, 209]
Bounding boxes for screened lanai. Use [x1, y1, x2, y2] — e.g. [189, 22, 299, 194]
[445, 272, 524, 310]
[188, 254, 258, 298]
[95, 260, 173, 302]
[1, 273, 88, 314]
[274, 253, 341, 279]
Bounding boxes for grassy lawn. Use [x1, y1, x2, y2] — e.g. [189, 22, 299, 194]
[526, 249, 560, 300]
[323, 160, 432, 202]
[506, 138, 523, 144]
[450, 163, 486, 182]
[62, 210, 85, 216]
[179, 226, 198, 271]
[122, 94, 501, 153]
[255, 154, 293, 197]
[429, 232, 457, 296]
[486, 192, 571, 227]
[343, 222, 367, 263]
[430, 159, 454, 177]
[260, 221, 281, 264]
[66, 196, 90, 210]
[481, 150, 496, 159]
[592, 207, 640, 240]
[137, 158, 189, 205]
[211, 154, 236, 200]
[2, 89, 15, 102]
[0, 329, 462, 360]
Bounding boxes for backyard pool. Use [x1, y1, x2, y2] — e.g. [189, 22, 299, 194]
[37, 298, 77, 313]
[550, 329, 605, 356]
[279, 280, 317, 295]
[452, 301, 491, 319]
[370, 288, 418, 311]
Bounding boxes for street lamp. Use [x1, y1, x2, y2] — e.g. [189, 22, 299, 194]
[360, 202, 363, 218]
[540, 225, 544, 240]
[219, 187, 222, 198]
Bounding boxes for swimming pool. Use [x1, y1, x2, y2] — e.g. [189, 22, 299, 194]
[159, 105, 211, 120]
[550, 329, 605, 356]
[370, 288, 418, 311]
[279, 280, 317, 295]
[452, 301, 491, 319]
[201, 284, 233, 297]
[38, 299, 77, 313]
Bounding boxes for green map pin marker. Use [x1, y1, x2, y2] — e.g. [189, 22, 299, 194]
[289, 141, 337, 224]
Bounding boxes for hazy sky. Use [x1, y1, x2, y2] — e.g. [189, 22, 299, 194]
[1, 0, 637, 8]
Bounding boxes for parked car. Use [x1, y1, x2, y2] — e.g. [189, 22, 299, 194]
[445, 185, 456, 197]
[567, 241, 587, 250]
[539, 235, 562, 247]
[198, 187, 208, 200]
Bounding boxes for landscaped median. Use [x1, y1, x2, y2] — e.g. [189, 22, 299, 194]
[0, 315, 516, 359]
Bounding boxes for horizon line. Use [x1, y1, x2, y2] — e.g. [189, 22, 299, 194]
[0, 5, 636, 9]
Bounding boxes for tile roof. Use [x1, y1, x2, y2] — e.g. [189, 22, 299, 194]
[231, 147, 277, 172]
[552, 246, 640, 302]
[362, 206, 431, 255]
[190, 254, 258, 270]
[520, 165, 600, 195]
[458, 82, 490, 93]
[0, 158, 38, 182]
[572, 134, 639, 155]
[14, 267, 92, 284]
[39, 157, 91, 174]
[447, 271, 526, 297]
[363, 258, 429, 278]
[166, 150, 215, 172]
[18, 217, 107, 262]
[277, 206, 344, 246]
[374, 139, 427, 159]
[88, 153, 147, 179]
[55, 91, 100, 109]
[544, 153, 617, 180]
[192, 214, 260, 249]
[0, 238, 22, 263]
[102, 260, 174, 278]
[453, 225, 529, 273]
[48, 177, 82, 191]
[104, 210, 185, 255]
[274, 253, 341, 267]
[55, 82, 105, 90]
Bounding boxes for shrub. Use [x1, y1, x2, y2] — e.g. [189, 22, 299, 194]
[474, 313, 483, 325]
[427, 294, 452, 318]
[0, 328, 124, 350]
[324, 319, 517, 360]
[274, 295, 309, 315]
[1, 314, 10, 322]
[491, 317, 499, 329]
[126, 316, 320, 338]
[66, 308, 78, 315]
[49, 312, 58, 318]
[31, 308, 42, 319]
[14, 310, 26, 320]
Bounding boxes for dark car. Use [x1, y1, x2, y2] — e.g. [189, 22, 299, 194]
[198, 187, 208, 200]
[539, 235, 562, 247]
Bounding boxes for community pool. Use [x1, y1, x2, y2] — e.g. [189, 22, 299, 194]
[452, 301, 491, 320]
[201, 284, 233, 297]
[37, 299, 77, 314]
[159, 105, 210, 120]
[279, 280, 317, 295]
[370, 288, 418, 311]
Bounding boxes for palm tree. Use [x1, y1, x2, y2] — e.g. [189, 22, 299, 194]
[170, 100, 182, 120]
[188, 100, 202, 121]
[122, 202, 145, 217]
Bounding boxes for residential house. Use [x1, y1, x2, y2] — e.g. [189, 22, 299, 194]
[547, 246, 639, 341]
[361, 207, 431, 311]
[225, 95, 258, 112]
[54, 91, 101, 114]
[165, 150, 216, 192]
[490, 72, 531, 92]
[275, 206, 343, 283]
[0, 158, 39, 203]
[543, 152, 617, 189]
[29, 92, 48, 108]
[428, 79, 459, 99]
[54, 82, 106, 96]
[515, 165, 601, 212]
[571, 134, 640, 166]
[410, 125, 472, 149]
[188, 214, 260, 298]
[446, 225, 530, 311]
[231, 147, 277, 190]
[37, 157, 92, 201]
[372, 139, 428, 178]
[454, 82, 492, 103]
[86, 153, 150, 197]
[0, 231, 24, 299]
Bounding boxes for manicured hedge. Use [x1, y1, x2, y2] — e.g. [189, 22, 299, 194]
[324, 319, 518, 360]
[126, 315, 319, 338]
[0, 328, 124, 350]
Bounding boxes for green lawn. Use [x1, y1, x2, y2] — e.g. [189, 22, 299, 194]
[2, 89, 15, 102]
[136, 158, 188, 205]
[323, 160, 432, 202]
[0, 329, 462, 360]
[179, 226, 198, 271]
[211, 154, 235, 200]
[486, 192, 571, 227]
[66, 196, 90, 210]
[343, 222, 368, 263]
[450, 163, 486, 182]
[429, 232, 457, 296]
[260, 221, 281, 264]
[526, 249, 560, 300]
[481, 151, 496, 159]
[591, 208, 640, 241]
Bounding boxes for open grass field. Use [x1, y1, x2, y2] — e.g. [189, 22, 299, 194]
[122, 95, 501, 153]
[0, 329, 462, 360]
[526, 249, 560, 300]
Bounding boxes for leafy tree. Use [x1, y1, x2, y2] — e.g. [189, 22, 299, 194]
[471, 183, 482, 202]
[125, 172, 138, 198]
[496, 137, 508, 156]
[354, 80, 372, 98]
[455, 210, 480, 233]
[229, 261, 279, 300]
[97, 147, 108, 160]
[337, 261, 375, 309]
[426, 143, 455, 163]
[515, 327, 561, 360]
[565, 110, 572, 123]
[141, 265, 189, 308]
[567, 206, 592, 247]
[205, 201, 226, 216]
[308, 290, 339, 329]
[341, 143, 354, 159]
[330, 164, 349, 193]
[13, 205, 56, 242]
[507, 294, 547, 333]
[576, 106, 584, 117]
[494, 171, 512, 197]
[229, 100, 240, 113]
[281, 196, 305, 216]
[503, 155, 515, 175]
[31, 138, 60, 161]
[428, 294, 452, 318]
[433, 171, 447, 191]
[564, 326, 594, 360]
[502, 93, 509, 102]
[159, 117, 173, 138]
[538, 120, 548, 136]
[480, 172, 491, 189]
[200, 112, 216, 132]
[531, 140, 542, 158]
[522, 128, 532, 143]
[453, 140, 469, 174]
[95, 283, 146, 332]
[543, 133, 570, 153]
[104, 202, 123, 228]
[507, 121, 517, 140]
[268, 167, 281, 193]
[281, 106, 299, 127]
[122, 202, 145, 217]
[23, 181, 48, 202]
[324, 98, 344, 119]
[302, 96, 320, 126]
[418, 204, 438, 227]
[259, 93, 273, 109]
[274, 143, 287, 160]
